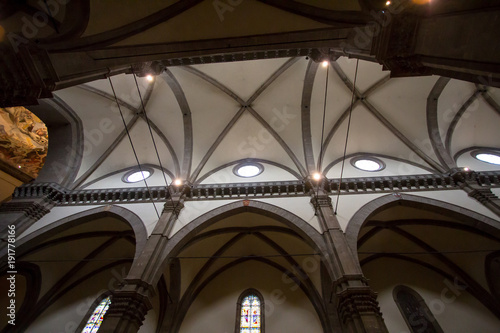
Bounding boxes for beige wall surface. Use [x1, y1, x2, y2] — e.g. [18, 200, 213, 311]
[180, 260, 323, 333]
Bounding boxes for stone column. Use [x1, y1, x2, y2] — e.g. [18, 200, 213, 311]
[311, 191, 388, 333]
[99, 197, 184, 333]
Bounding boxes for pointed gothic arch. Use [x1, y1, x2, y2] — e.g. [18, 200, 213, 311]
[10, 205, 147, 260]
[345, 193, 500, 264]
[153, 199, 331, 284]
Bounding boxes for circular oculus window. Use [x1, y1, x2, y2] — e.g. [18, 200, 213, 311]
[233, 163, 264, 178]
[473, 151, 500, 165]
[122, 168, 154, 183]
[351, 157, 385, 172]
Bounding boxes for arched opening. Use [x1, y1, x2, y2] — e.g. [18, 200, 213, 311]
[346, 194, 500, 333]
[0, 206, 145, 332]
[28, 98, 83, 188]
[156, 200, 332, 333]
[236, 288, 264, 333]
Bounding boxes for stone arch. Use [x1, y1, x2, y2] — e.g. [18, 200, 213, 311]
[345, 193, 500, 263]
[29, 97, 83, 187]
[152, 199, 330, 285]
[0, 262, 41, 333]
[14, 205, 147, 259]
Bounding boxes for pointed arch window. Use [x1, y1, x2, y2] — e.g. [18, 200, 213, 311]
[81, 296, 112, 333]
[393, 285, 443, 333]
[235, 289, 264, 333]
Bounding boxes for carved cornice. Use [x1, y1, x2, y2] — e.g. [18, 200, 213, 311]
[467, 188, 499, 204]
[310, 195, 333, 208]
[105, 291, 152, 327]
[7, 171, 500, 206]
[337, 286, 383, 324]
[12, 182, 66, 201]
[371, 12, 430, 77]
[0, 202, 50, 220]
[162, 199, 185, 216]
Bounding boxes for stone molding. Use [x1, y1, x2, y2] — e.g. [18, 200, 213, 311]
[337, 286, 384, 324]
[0, 201, 50, 220]
[6, 171, 500, 206]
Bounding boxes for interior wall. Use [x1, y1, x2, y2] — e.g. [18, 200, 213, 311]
[363, 258, 500, 333]
[179, 260, 322, 333]
[27, 262, 131, 333]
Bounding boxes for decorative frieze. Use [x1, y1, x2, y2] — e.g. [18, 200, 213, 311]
[337, 286, 384, 326]
[0, 202, 50, 220]
[6, 171, 500, 206]
[467, 188, 499, 204]
[102, 291, 152, 332]
[162, 199, 185, 216]
[310, 195, 333, 209]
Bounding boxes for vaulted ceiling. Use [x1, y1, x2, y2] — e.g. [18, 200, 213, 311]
[49, 55, 500, 192]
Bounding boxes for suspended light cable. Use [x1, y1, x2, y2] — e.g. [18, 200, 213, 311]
[132, 71, 181, 217]
[313, 60, 331, 216]
[334, 59, 359, 215]
[317, 62, 329, 179]
[108, 76, 160, 219]
[132, 72, 171, 189]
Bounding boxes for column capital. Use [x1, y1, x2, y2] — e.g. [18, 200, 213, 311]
[162, 197, 184, 216]
[100, 290, 152, 333]
[0, 201, 51, 221]
[337, 286, 386, 329]
[310, 194, 333, 209]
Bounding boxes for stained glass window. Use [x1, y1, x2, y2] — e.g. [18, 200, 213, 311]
[240, 294, 261, 333]
[82, 296, 111, 333]
[394, 286, 443, 333]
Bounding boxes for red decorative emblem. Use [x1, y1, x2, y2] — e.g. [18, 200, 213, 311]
[243, 200, 250, 206]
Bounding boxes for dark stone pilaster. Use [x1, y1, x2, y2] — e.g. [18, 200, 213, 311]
[335, 277, 387, 333]
[99, 197, 184, 333]
[99, 282, 153, 333]
[311, 192, 388, 333]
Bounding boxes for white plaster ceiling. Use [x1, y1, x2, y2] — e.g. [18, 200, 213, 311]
[52, 56, 500, 193]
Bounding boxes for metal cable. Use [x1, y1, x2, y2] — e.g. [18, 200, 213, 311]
[132, 72, 180, 217]
[108, 76, 160, 219]
[334, 59, 359, 214]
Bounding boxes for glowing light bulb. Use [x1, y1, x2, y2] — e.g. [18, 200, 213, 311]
[322, 61, 329, 68]
[146, 74, 154, 82]
[386, 1, 391, 5]
[312, 173, 322, 181]
[174, 179, 182, 186]
[464, 167, 470, 171]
